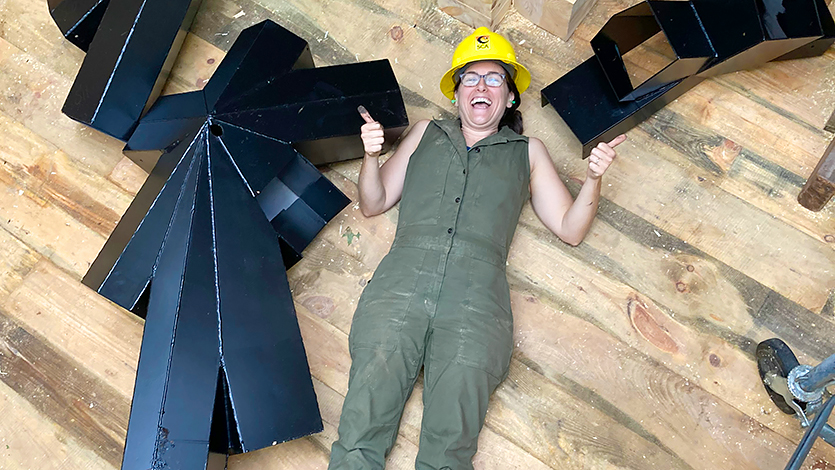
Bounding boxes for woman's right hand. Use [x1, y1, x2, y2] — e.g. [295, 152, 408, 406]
[358, 105, 385, 158]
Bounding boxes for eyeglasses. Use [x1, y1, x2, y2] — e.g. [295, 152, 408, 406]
[458, 71, 506, 88]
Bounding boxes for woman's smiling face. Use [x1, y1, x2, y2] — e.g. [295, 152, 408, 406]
[454, 61, 515, 131]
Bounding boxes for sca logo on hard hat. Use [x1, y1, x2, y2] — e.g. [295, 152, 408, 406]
[476, 35, 490, 50]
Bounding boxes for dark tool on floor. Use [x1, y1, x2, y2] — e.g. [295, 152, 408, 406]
[757, 338, 835, 470]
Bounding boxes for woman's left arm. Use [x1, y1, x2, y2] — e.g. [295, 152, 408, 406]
[528, 135, 626, 246]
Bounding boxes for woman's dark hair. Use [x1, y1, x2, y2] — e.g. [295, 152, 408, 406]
[454, 62, 524, 135]
[500, 76, 523, 135]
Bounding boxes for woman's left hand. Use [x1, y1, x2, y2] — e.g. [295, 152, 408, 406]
[587, 134, 626, 180]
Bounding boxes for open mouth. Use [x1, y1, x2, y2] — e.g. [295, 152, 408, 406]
[471, 96, 492, 109]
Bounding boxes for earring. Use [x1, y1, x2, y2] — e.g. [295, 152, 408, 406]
[511, 100, 517, 104]
[451, 99, 456, 104]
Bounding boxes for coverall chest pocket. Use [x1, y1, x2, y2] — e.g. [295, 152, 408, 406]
[397, 147, 456, 227]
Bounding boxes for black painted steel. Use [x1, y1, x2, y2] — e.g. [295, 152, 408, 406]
[118, 124, 326, 469]
[543, 0, 835, 157]
[60, 0, 203, 140]
[590, 1, 714, 101]
[47, 0, 110, 51]
[75, 19, 408, 470]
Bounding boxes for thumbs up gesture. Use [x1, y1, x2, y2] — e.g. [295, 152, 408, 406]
[358, 105, 385, 158]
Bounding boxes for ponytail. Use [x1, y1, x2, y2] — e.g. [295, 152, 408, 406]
[499, 75, 523, 135]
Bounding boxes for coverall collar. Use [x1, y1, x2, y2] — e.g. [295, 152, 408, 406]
[433, 119, 526, 168]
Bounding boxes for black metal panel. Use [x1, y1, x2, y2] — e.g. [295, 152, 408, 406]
[590, 1, 714, 102]
[542, 56, 705, 156]
[216, 59, 408, 165]
[83, 129, 201, 311]
[203, 20, 314, 112]
[694, 0, 821, 76]
[120, 138, 204, 469]
[48, 0, 109, 51]
[152, 145, 220, 468]
[773, 0, 835, 60]
[544, 0, 833, 157]
[208, 133, 323, 448]
[61, 0, 203, 140]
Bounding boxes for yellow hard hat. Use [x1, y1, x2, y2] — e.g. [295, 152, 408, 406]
[440, 27, 531, 100]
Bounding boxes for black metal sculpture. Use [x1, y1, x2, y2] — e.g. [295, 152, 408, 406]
[543, 0, 835, 156]
[77, 19, 407, 470]
[48, 0, 409, 465]
[49, 0, 202, 140]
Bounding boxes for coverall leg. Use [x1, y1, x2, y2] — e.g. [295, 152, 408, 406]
[329, 248, 434, 469]
[415, 255, 513, 470]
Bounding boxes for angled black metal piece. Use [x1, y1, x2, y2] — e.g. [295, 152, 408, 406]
[47, 0, 110, 51]
[692, 0, 822, 77]
[591, 1, 715, 101]
[74, 19, 408, 470]
[543, 0, 835, 156]
[118, 125, 324, 470]
[772, 0, 835, 60]
[59, 0, 203, 141]
[86, 19, 406, 296]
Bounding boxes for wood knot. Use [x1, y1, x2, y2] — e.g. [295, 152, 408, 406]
[207, 58, 215, 64]
[825, 234, 835, 243]
[389, 25, 404, 41]
[686, 265, 695, 272]
[675, 281, 688, 293]
[301, 295, 335, 318]
[440, 6, 464, 15]
[627, 297, 678, 354]
[811, 459, 829, 470]
[709, 353, 721, 367]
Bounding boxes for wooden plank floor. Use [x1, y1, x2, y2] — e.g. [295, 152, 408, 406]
[1, 0, 834, 468]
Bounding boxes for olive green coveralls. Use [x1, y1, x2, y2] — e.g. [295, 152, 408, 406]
[329, 120, 530, 470]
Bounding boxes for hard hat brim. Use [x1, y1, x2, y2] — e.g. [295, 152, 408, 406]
[440, 59, 531, 100]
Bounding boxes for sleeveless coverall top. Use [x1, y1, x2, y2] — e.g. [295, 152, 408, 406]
[349, 119, 530, 381]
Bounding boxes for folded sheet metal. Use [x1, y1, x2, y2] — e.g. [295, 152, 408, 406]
[543, 0, 835, 156]
[58, 0, 203, 140]
[68, 18, 408, 470]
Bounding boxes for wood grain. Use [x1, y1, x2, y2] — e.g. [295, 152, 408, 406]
[1, 0, 835, 468]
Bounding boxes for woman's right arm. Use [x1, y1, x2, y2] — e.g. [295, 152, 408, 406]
[358, 113, 430, 217]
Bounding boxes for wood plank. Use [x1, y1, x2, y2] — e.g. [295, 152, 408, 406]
[0, 308, 130, 468]
[573, 125, 835, 312]
[0, 380, 116, 470]
[0, 227, 40, 298]
[0, 110, 135, 238]
[0, 38, 126, 177]
[160, 32, 224, 96]
[0, 0, 86, 78]
[713, 49, 835, 132]
[1, 260, 142, 398]
[640, 107, 835, 246]
[675, 80, 831, 178]
[507, 288, 835, 469]
[508, 212, 835, 440]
